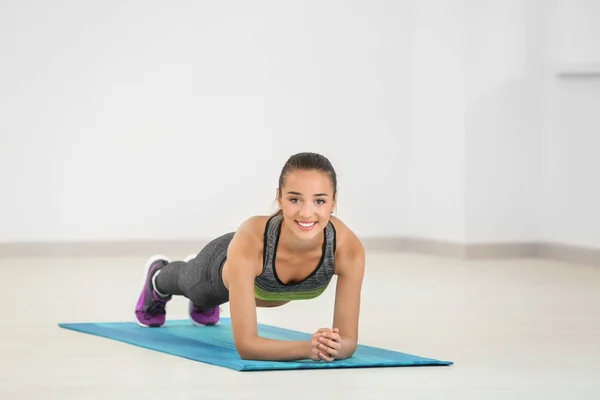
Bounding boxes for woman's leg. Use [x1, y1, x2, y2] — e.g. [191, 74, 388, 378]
[155, 232, 233, 307]
[179, 252, 230, 326]
[152, 260, 185, 296]
[135, 232, 234, 327]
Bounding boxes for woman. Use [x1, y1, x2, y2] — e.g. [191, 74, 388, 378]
[134, 152, 365, 362]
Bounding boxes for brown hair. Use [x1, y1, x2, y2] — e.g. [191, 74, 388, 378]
[273, 152, 338, 216]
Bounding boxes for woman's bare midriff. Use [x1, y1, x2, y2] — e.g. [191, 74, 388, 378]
[255, 298, 290, 307]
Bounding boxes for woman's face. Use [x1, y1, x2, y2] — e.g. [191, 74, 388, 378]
[277, 169, 336, 241]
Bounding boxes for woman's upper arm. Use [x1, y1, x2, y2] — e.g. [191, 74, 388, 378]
[332, 227, 366, 347]
[225, 223, 262, 355]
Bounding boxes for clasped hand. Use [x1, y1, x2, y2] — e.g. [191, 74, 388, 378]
[309, 327, 342, 362]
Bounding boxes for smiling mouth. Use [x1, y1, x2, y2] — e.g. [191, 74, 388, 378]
[296, 220, 316, 229]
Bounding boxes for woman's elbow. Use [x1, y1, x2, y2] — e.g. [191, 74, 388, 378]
[235, 345, 252, 360]
[238, 351, 254, 360]
[338, 341, 358, 360]
[234, 338, 258, 360]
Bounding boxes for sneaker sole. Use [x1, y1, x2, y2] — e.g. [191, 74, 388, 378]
[135, 254, 171, 328]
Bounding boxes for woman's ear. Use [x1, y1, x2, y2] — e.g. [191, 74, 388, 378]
[275, 188, 282, 209]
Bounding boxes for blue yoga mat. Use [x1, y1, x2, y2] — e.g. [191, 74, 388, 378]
[58, 318, 453, 371]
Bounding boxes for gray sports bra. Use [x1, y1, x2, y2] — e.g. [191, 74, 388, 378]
[254, 214, 336, 301]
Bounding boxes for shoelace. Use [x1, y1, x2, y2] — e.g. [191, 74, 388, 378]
[145, 301, 166, 319]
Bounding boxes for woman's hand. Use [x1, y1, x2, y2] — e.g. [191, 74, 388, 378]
[309, 328, 342, 362]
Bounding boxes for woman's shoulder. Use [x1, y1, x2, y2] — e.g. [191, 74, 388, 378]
[328, 216, 365, 276]
[226, 215, 271, 259]
[232, 215, 271, 240]
[328, 216, 364, 255]
[238, 214, 272, 233]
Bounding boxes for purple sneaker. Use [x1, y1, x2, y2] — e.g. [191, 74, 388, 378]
[189, 302, 221, 326]
[184, 254, 220, 326]
[135, 255, 172, 328]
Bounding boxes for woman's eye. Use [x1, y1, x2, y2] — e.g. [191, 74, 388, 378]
[289, 198, 300, 204]
[316, 199, 326, 205]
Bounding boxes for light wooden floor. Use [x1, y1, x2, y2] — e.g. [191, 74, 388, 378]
[1, 251, 599, 399]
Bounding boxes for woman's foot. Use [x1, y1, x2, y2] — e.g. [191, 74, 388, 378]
[189, 302, 221, 326]
[135, 255, 172, 327]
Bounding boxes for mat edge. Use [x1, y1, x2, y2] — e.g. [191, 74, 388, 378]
[57, 320, 454, 370]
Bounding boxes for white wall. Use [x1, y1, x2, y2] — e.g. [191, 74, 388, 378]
[1, 0, 598, 249]
[539, 0, 600, 248]
[406, 0, 542, 244]
[463, 0, 543, 244]
[0, 1, 411, 242]
[406, 0, 599, 248]
[406, 0, 467, 243]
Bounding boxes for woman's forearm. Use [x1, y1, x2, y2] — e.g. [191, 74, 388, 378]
[237, 336, 310, 361]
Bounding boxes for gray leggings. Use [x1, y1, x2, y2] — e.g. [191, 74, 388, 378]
[155, 232, 233, 309]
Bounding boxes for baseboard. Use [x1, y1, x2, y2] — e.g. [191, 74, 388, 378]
[396, 238, 597, 266]
[1, 238, 598, 267]
[401, 237, 464, 258]
[463, 242, 538, 259]
[537, 242, 600, 267]
[391, 238, 538, 260]
[360, 237, 404, 251]
[0, 240, 211, 259]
